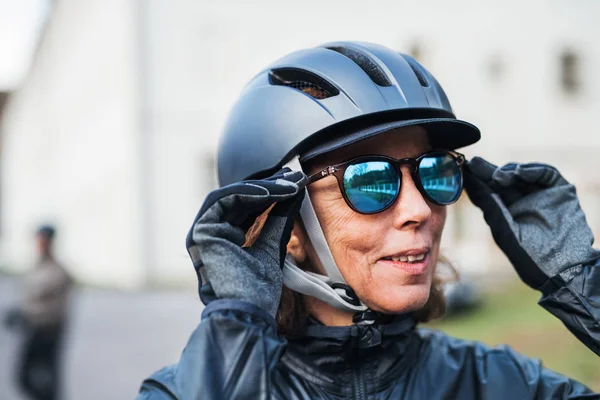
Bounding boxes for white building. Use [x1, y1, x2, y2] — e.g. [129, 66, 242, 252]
[1, 0, 599, 288]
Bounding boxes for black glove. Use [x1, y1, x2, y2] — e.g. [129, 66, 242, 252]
[186, 168, 307, 317]
[464, 157, 600, 291]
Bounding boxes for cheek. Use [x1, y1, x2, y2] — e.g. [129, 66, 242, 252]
[315, 198, 449, 313]
[324, 214, 379, 301]
[309, 191, 374, 275]
[415, 204, 447, 276]
[318, 202, 370, 256]
[312, 203, 382, 307]
[323, 204, 448, 269]
[429, 205, 447, 253]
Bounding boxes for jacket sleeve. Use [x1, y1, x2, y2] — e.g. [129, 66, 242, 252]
[137, 299, 286, 400]
[421, 330, 596, 398]
[538, 259, 600, 356]
[480, 345, 596, 399]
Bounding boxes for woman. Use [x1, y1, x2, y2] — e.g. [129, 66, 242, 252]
[138, 42, 600, 399]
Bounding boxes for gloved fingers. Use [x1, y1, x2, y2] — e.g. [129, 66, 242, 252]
[485, 162, 568, 190]
[251, 168, 308, 193]
[465, 157, 500, 182]
[467, 157, 568, 205]
[267, 186, 306, 219]
[241, 168, 307, 197]
[485, 163, 569, 206]
[250, 188, 305, 266]
[465, 157, 523, 205]
[463, 163, 497, 212]
[186, 168, 307, 269]
[469, 160, 532, 196]
[487, 166, 535, 206]
[229, 169, 307, 227]
[465, 158, 520, 208]
[464, 168, 519, 243]
[509, 163, 569, 188]
[197, 168, 307, 228]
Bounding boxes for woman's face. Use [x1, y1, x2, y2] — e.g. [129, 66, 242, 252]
[304, 126, 447, 314]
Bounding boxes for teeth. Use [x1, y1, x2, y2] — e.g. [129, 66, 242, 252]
[408, 254, 426, 262]
[387, 253, 426, 263]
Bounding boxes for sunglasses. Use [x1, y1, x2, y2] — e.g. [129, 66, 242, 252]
[307, 150, 465, 214]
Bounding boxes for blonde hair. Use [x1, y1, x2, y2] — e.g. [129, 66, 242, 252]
[244, 207, 456, 337]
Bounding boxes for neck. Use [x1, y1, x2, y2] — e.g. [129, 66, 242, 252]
[304, 295, 355, 326]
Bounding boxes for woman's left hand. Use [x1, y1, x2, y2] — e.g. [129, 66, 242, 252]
[463, 157, 600, 290]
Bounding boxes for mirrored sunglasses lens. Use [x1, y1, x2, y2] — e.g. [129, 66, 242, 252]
[418, 154, 462, 204]
[343, 161, 399, 213]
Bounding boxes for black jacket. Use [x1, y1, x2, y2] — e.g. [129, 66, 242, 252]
[137, 263, 600, 399]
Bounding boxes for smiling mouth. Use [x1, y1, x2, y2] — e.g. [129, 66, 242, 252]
[380, 248, 430, 264]
[378, 249, 430, 275]
[381, 253, 426, 263]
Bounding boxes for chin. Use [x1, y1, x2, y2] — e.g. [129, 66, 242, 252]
[367, 283, 432, 315]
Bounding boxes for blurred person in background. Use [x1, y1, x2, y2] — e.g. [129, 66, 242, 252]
[3, 225, 72, 400]
[137, 42, 599, 399]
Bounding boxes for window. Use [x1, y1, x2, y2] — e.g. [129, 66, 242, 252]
[560, 50, 580, 95]
[408, 42, 423, 62]
[202, 151, 218, 191]
[487, 54, 505, 82]
[0, 92, 8, 124]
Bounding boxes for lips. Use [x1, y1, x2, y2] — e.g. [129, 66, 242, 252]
[382, 253, 426, 263]
[380, 247, 430, 263]
[378, 248, 430, 275]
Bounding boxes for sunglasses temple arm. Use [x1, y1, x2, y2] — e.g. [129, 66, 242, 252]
[307, 166, 338, 185]
[451, 151, 466, 166]
[307, 172, 323, 185]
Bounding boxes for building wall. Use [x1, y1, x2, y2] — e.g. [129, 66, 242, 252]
[143, 0, 600, 281]
[137, 0, 221, 285]
[0, 0, 144, 288]
[1, 0, 599, 287]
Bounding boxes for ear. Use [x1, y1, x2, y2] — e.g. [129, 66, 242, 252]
[287, 220, 307, 263]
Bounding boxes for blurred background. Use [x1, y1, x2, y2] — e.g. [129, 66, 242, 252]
[0, 0, 599, 398]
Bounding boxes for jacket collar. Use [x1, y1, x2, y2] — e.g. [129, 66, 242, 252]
[300, 313, 416, 349]
[281, 313, 419, 391]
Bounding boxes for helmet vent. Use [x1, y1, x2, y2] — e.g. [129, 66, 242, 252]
[326, 46, 392, 87]
[401, 55, 430, 87]
[269, 68, 339, 100]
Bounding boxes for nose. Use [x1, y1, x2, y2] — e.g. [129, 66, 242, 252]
[389, 167, 432, 230]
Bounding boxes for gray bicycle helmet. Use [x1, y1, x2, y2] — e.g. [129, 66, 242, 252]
[217, 41, 480, 317]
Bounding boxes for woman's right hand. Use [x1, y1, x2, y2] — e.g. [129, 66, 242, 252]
[186, 168, 307, 318]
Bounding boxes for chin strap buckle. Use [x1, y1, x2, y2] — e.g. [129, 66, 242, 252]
[352, 309, 385, 325]
[330, 283, 361, 306]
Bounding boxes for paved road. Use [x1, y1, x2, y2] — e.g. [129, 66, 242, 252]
[0, 276, 200, 400]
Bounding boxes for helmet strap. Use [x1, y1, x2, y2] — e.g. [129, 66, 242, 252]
[283, 156, 368, 314]
[284, 156, 345, 282]
[282, 257, 366, 313]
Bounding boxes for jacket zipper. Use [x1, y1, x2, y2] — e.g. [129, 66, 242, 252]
[353, 365, 366, 400]
[353, 325, 372, 400]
